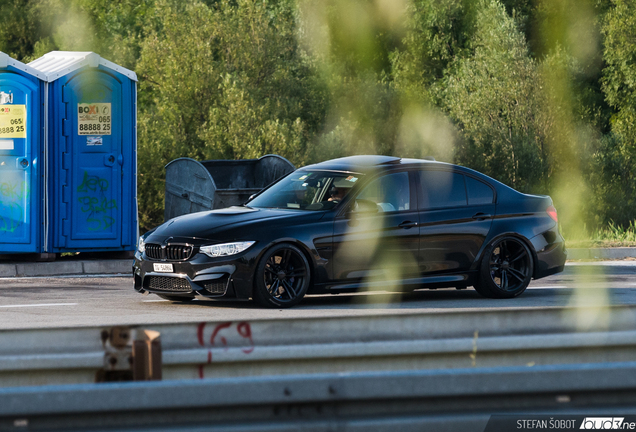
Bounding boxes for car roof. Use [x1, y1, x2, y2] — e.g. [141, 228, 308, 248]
[300, 155, 516, 193]
[302, 155, 441, 174]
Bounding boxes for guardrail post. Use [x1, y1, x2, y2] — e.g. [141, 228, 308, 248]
[97, 327, 162, 382]
[133, 330, 162, 381]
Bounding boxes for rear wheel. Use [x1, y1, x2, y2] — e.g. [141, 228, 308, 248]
[474, 237, 533, 298]
[254, 244, 311, 308]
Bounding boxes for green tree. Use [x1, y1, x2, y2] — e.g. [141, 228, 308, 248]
[441, 0, 547, 192]
[0, 0, 43, 60]
[391, 0, 476, 102]
[297, 0, 411, 161]
[3, 0, 636, 231]
[589, 0, 636, 226]
[389, 0, 476, 162]
[603, 0, 636, 143]
[136, 0, 321, 229]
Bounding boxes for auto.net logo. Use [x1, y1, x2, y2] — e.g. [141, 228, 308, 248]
[489, 415, 636, 431]
[580, 418, 625, 429]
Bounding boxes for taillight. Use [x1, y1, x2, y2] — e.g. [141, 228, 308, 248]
[546, 205, 558, 223]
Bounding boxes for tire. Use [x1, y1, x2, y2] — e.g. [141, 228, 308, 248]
[474, 236, 534, 299]
[157, 294, 195, 302]
[253, 243, 311, 308]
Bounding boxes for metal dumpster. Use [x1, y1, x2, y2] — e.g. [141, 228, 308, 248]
[165, 155, 295, 221]
[0, 52, 46, 254]
[29, 51, 138, 253]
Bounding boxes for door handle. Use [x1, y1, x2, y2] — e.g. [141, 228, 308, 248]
[472, 213, 492, 221]
[398, 221, 418, 229]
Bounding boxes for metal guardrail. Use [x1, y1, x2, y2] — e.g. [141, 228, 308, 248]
[1, 305, 635, 387]
[2, 362, 636, 431]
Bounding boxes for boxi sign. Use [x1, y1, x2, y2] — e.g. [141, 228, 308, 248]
[77, 103, 111, 135]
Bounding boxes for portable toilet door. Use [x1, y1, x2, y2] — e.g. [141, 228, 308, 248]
[30, 52, 137, 252]
[0, 52, 45, 254]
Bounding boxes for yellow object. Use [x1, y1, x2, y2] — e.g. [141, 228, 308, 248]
[0, 105, 27, 139]
[77, 103, 111, 136]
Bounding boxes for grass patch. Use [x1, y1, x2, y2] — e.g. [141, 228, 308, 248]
[565, 221, 636, 248]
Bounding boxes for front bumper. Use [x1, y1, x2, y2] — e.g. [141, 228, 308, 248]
[133, 249, 257, 300]
[135, 269, 234, 298]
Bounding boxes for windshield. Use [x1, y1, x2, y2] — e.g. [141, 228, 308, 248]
[248, 171, 361, 211]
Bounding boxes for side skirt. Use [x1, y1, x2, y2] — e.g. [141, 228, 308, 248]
[312, 272, 477, 294]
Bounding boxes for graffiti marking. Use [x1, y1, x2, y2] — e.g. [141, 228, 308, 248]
[0, 181, 27, 200]
[195, 321, 255, 378]
[0, 181, 28, 234]
[77, 171, 117, 231]
[0, 201, 24, 233]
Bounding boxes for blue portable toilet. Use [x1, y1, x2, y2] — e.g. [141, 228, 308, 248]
[0, 52, 46, 254]
[29, 52, 137, 252]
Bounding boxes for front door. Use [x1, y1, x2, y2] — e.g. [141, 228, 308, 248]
[332, 171, 420, 286]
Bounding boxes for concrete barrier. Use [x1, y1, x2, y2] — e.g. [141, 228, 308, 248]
[567, 247, 636, 260]
[0, 259, 132, 278]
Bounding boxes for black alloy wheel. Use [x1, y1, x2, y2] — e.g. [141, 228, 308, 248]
[474, 236, 533, 298]
[254, 244, 311, 308]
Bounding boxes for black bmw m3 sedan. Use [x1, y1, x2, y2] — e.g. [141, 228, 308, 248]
[134, 155, 566, 307]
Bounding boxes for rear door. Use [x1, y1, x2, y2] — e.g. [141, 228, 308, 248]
[417, 169, 495, 274]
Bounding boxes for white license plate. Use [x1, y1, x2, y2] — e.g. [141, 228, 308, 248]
[153, 263, 174, 273]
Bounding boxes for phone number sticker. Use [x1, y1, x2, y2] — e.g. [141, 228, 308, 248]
[78, 103, 111, 136]
[0, 105, 27, 139]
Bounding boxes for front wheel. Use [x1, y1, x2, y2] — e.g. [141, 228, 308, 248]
[253, 244, 311, 308]
[474, 236, 533, 298]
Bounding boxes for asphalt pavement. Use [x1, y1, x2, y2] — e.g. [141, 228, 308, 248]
[0, 261, 634, 330]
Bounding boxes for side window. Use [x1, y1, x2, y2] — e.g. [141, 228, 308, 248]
[465, 176, 494, 205]
[419, 170, 467, 210]
[355, 172, 411, 213]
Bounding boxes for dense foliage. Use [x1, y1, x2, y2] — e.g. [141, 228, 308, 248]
[2, 0, 634, 232]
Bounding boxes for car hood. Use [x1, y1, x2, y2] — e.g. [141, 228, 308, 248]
[146, 206, 323, 244]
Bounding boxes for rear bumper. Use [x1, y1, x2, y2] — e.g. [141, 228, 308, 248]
[530, 227, 567, 279]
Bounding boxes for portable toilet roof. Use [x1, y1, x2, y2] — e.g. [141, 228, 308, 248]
[28, 51, 137, 82]
[0, 52, 47, 80]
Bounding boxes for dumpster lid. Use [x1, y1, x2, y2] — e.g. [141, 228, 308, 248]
[28, 51, 138, 82]
[0, 52, 47, 80]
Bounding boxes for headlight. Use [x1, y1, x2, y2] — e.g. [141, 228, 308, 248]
[200, 241, 255, 258]
[138, 236, 146, 253]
